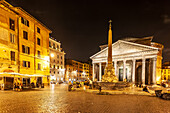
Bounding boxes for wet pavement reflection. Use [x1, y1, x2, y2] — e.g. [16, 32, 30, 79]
[0, 83, 170, 113]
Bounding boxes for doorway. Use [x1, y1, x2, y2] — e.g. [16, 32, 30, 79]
[119, 68, 123, 81]
[136, 65, 142, 85]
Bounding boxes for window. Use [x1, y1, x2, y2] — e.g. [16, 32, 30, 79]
[53, 43, 55, 49]
[57, 66, 59, 69]
[38, 63, 41, 70]
[49, 41, 51, 47]
[23, 31, 28, 40]
[58, 72, 59, 74]
[21, 17, 29, 27]
[10, 51, 15, 61]
[54, 60, 55, 62]
[10, 33, 15, 43]
[37, 51, 41, 57]
[61, 61, 62, 64]
[22, 45, 30, 54]
[57, 45, 59, 49]
[9, 19, 15, 31]
[54, 71, 55, 74]
[53, 65, 55, 69]
[23, 61, 30, 68]
[57, 55, 59, 58]
[57, 61, 59, 63]
[61, 56, 62, 59]
[37, 38, 40, 45]
[61, 66, 62, 69]
[168, 70, 170, 74]
[37, 27, 40, 33]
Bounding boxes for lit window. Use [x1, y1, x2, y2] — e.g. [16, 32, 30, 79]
[9, 18, 15, 31]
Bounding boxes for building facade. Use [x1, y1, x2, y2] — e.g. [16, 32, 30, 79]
[90, 37, 163, 85]
[0, 1, 51, 90]
[65, 59, 92, 81]
[49, 38, 65, 82]
[162, 62, 170, 81]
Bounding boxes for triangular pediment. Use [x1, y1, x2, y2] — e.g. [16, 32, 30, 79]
[90, 40, 158, 59]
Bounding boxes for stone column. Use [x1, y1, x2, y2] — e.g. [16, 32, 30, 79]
[99, 63, 102, 81]
[132, 59, 136, 84]
[152, 57, 157, 84]
[123, 59, 126, 81]
[93, 63, 95, 81]
[114, 60, 117, 76]
[142, 57, 146, 85]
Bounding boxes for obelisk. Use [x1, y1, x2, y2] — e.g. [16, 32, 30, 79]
[102, 20, 118, 82]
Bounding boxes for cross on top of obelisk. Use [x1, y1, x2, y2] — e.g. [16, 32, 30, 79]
[109, 20, 112, 29]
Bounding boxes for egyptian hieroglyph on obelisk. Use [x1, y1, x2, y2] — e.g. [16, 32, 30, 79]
[102, 20, 118, 82]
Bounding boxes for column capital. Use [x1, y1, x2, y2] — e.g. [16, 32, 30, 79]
[114, 59, 117, 62]
[132, 58, 136, 62]
[142, 57, 146, 63]
[153, 57, 157, 61]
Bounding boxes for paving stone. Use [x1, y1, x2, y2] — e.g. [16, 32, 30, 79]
[0, 84, 170, 113]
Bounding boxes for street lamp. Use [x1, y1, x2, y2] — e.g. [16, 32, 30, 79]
[50, 53, 54, 57]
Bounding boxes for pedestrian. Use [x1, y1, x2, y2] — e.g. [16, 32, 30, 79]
[68, 81, 73, 91]
[143, 86, 149, 93]
[13, 83, 16, 91]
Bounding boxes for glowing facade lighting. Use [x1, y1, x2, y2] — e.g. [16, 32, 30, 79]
[50, 53, 54, 57]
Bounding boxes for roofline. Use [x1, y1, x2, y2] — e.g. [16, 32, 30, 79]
[49, 37, 61, 45]
[14, 7, 52, 33]
[1, 0, 52, 33]
[90, 40, 159, 59]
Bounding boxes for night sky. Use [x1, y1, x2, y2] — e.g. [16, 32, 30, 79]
[6, 0, 170, 62]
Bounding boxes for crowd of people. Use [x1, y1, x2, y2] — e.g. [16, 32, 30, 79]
[68, 79, 93, 91]
[13, 82, 23, 91]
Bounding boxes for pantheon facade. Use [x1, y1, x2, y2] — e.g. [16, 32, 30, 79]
[90, 37, 163, 85]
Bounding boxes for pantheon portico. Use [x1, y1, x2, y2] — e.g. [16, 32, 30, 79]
[90, 37, 163, 85]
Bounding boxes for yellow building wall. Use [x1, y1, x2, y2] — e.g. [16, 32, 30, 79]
[162, 69, 170, 81]
[0, 4, 18, 74]
[156, 56, 162, 84]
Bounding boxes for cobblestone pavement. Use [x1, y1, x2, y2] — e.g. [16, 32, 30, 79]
[0, 84, 170, 113]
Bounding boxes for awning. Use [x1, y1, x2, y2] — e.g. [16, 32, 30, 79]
[0, 72, 47, 78]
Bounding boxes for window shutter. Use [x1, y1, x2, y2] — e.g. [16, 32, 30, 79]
[28, 47, 30, 54]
